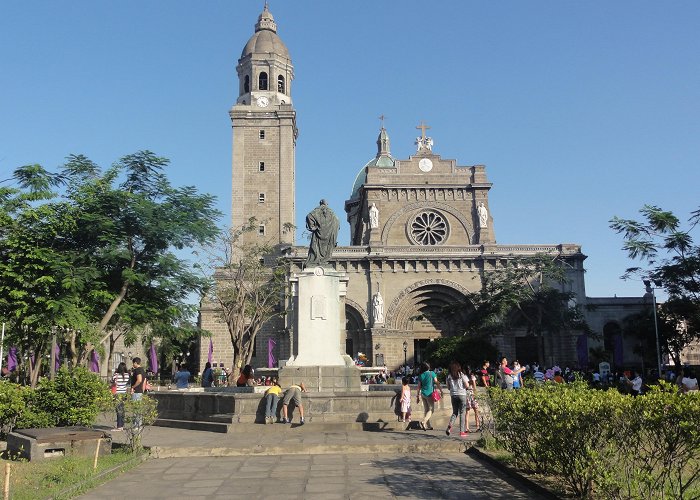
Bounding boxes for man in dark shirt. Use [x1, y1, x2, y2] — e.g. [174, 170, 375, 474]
[480, 360, 490, 387]
[130, 357, 146, 401]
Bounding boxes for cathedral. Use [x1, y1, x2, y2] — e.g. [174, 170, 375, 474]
[198, 6, 646, 373]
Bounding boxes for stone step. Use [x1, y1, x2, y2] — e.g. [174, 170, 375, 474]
[153, 415, 461, 434]
[154, 418, 233, 433]
[149, 435, 474, 459]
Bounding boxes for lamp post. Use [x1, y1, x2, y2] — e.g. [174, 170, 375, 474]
[402, 340, 408, 371]
[643, 279, 663, 378]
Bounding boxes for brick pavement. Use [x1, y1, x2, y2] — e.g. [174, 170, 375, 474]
[79, 452, 545, 499]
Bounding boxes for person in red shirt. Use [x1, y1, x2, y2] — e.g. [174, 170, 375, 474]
[480, 360, 490, 387]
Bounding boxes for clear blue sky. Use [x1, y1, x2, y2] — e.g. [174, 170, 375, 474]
[2, 1, 699, 299]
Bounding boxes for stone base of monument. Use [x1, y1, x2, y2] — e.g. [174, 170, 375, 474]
[151, 388, 453, 433]
[7, 426, 111, 461]
[277, 365, 361, 392]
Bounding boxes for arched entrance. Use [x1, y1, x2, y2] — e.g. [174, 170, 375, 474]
[387, 281, 472, 365]
[345, 302, 368, 360]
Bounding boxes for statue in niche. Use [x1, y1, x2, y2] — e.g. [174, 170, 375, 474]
[305, 199, 339, 267]
[477, 202, 488, 228]
[372, 292, 384, 325]
[369, 203, 379, 229]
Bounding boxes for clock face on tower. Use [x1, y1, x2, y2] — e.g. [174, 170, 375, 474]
[419, 158, 433, 172]
[256, 96, 270, 108]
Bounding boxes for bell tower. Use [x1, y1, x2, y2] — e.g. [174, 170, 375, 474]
[230, 5, 297, 247]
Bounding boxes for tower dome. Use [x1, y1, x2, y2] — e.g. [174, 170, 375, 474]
[241, 5, 290, 59]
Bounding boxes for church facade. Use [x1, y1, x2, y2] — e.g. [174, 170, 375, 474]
[198, 6, 647, 373]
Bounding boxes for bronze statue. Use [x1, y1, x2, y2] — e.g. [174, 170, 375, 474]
[305, 199, 339, 267]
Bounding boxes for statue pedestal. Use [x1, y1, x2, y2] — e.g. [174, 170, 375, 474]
[282, 266, 360, 391]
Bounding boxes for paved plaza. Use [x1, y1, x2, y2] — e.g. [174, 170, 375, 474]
[79, 452, 544, 499]
[79, 416, 545, 499]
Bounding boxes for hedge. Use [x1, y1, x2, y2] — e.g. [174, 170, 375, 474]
[487, 382, 700, 499]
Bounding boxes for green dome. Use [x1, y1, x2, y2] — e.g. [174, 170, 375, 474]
[350, 127, 395, 199]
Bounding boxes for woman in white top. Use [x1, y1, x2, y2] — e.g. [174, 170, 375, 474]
[681, 369, 698, 393]
[446, 361, 470, 438]
[111, 362, 130, 431]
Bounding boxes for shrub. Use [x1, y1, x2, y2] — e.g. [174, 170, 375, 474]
[487, 382, 700, 499]
[0, 381, 52, 437]
[122, 395, 159, 452]
[32, 367, 112, 427]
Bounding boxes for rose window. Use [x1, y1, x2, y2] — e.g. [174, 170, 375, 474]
[409, 211, 448, 245]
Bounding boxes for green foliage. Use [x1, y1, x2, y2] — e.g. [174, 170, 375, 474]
[611, 205, 700, 365]
[207, 220, 289, 377]
[121, 395, 159, 452]
[487, 382, 700, 499]
[31, 368, 112, 427]
[0, 152, 221, 378]
[0, 381, 51, 437]
[456, 254, 591, 364]
[423, 335, 497, 371]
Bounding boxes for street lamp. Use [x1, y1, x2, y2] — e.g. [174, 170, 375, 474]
[643, 279, 662, 378]
[402, 340, 408, 370]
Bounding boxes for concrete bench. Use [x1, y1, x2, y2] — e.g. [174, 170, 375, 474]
[7, 426, 111, 462]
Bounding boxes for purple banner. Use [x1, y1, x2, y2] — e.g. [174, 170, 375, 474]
[576, 334, 588, 369]
[54, 342, 60, 372]
[149, 343, 159, 374]
[7, 347, 17, 372]
[613, 334, 624, 367]
[267, 338, 276, 368]
[207, 338, 213, 364]
[90, 350, 100, 373]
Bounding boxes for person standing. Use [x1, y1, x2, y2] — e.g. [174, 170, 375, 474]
[201, 362, 214, 388]
[681, 369, 698, 393]
[130, 357, 146, 428]
[111, 362, 129, 431]
[445, 361, 468, 438]
[479, 360, 490, 387]
[416, 362, 443, 431]
[281, 382, 307, 424]
[626, 371, 643, 396]
[264, 379, 282, 423]
[400, 376, 411, 423]
[174, 363, 191, 389]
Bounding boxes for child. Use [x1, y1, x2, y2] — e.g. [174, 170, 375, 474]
[400, 376, 411, 422]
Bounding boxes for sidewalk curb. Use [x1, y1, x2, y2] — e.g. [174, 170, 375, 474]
[466, 447, 562, 500]
[151, 439, 471, 458]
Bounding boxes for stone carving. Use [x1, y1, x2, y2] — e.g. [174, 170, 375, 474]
[477, 202, 488, 228]
[415, 136, 433, 152]
[382, 201, 473, 245]
[305, 199, 340, 267]
[368, 203, 379, 229]
[372, 292, 384, 325]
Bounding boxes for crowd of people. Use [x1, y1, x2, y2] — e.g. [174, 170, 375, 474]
[106, 355, 698, 432]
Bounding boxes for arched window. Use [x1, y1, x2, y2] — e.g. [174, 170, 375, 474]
[243, 75, 250, 93]
[277, 75, 285, 94]
[258, 72, 268, 91]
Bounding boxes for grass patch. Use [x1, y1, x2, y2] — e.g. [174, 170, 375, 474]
[0, 448, 147, 500]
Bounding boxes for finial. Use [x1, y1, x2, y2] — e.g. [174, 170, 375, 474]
[378, 114, 386, 130]
[416, 120, 430, 140]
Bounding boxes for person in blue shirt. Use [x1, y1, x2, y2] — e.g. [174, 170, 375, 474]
[174, 363, 191, 389]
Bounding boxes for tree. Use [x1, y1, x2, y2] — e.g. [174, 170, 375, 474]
[0, 152, 222, 383]
[460, 254, 590, 365]
[206, 219, 289, 379]
[610, 205, 700, 366]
